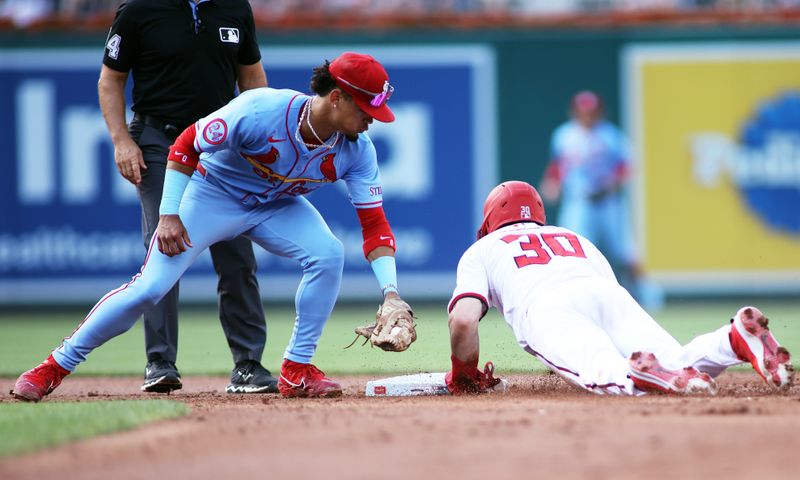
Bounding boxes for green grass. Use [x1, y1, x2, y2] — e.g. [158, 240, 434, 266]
[0, 400, 190, 457]
[0, 300, 796, 459]
[0, 300, 797, 377]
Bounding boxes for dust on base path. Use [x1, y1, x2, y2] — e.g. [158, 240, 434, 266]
[1, 373, 798, 480]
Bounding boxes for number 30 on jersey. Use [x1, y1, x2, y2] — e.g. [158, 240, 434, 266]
[500, 232, 586, 268]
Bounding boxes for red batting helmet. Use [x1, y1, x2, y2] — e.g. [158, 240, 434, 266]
[477, 181, 546, 239]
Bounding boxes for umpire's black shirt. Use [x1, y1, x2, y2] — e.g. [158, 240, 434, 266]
[102, 0, 261, 128]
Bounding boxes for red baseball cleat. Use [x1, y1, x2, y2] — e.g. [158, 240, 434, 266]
[10, 354, 70, 402]
[629, 351, 717, 395]
[278, 359, 342, 398]
[729, 306, 794, 389]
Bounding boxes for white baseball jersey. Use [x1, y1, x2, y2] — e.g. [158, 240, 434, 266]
[448, 221, 740, 395]
[449, 222, 615, 331]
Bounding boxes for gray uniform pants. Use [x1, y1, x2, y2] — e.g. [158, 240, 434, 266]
[130, 119, 266, 365]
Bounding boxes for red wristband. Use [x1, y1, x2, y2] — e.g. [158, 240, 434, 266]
[450, 354, 479, 382]
[167, 125, 200, 168]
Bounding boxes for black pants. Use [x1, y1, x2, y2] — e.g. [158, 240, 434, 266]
[129, 118, 267, 366]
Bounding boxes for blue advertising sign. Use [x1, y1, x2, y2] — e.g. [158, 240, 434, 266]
[0, 45, 496, 303]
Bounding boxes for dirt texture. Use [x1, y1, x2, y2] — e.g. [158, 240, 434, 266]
[1, 372, 798, 480]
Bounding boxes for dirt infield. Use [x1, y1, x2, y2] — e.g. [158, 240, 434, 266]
[1, 372, 798, 480]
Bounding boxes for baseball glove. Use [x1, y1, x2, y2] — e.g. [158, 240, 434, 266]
[346, 296, 417, 352]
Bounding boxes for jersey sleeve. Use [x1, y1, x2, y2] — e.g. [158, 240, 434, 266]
[448, 245, 490, 313]
[102, 2, 139, 73]
[237, 0, 261, 66]
[193, 91, 260, 154]
[342, 141, 384, 209]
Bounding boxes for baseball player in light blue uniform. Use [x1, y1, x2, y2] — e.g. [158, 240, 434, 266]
[543, 91, 634, 265]
[12, 52, 409, 401]
[540, 91, 662, 310]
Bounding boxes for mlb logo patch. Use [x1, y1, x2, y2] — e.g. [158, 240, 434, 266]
[219, 28, 240, 44]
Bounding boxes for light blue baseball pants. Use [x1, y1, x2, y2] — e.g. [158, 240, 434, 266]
[53, 173, 343, 370]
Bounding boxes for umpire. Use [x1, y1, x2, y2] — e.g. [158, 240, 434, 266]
[98, 0, 276, 394]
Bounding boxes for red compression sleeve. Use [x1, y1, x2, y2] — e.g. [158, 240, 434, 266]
[167, 124, 200, 168]
[356, 206, 395, 258]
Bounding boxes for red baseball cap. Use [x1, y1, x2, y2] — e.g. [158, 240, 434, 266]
[329, 52, 395, 123]
[572, 90, 602, 113]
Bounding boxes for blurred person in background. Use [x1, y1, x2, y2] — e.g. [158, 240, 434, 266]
[97, 0, 275, 395]
[539, 90, 662, 310]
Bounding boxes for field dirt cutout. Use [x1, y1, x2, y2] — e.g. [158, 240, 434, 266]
[2, 372, 798, 480]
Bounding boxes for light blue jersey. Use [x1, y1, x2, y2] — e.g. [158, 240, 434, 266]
[193, 88, 383, 209]
[52, 87, 391, 372]
[550, 119, 630, 201]
[548, 119, 636, 268]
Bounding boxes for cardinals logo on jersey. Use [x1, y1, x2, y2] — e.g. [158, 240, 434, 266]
[244, 148, 335, 189]
[246, 147, 280, 165]
[245, 147, 281, 183]
[320, 153, 337, 181]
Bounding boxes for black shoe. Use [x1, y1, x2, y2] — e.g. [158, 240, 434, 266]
[141, 359, 182, 393]
[226, 360, 279, 394]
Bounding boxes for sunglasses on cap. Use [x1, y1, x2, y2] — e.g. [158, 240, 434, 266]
[335, 76, 394, 107]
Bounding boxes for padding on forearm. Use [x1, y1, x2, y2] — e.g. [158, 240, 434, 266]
[356, 206, 396, 258]
[167, 124, 200, 168]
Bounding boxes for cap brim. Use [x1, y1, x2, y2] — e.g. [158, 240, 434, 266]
[353, 96, 395, 123]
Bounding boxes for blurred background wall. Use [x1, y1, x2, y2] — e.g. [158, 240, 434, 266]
[1, 1, 799, 304]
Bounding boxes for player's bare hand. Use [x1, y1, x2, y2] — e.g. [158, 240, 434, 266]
[156, 215, 193, 257]
[114, 137, 147, 185]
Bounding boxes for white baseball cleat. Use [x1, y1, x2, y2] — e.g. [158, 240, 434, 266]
[729, 306, 794, 389]
[629, 351, 717, 395]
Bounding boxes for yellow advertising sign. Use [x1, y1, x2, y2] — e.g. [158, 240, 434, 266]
[624, 43, 800, 292]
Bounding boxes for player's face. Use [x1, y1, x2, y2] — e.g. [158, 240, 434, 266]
[574, 108, 600, 128]
[334, 92, 374, 136]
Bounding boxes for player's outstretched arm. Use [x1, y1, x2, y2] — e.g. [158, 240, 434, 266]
[446, 297, 501, 394]
[155, 162, 194, 257]
[449, 297, 482, 364]
[156, 123, 202, 255]
[345, 205, 416, 351]
[347, 247, 417, 352]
